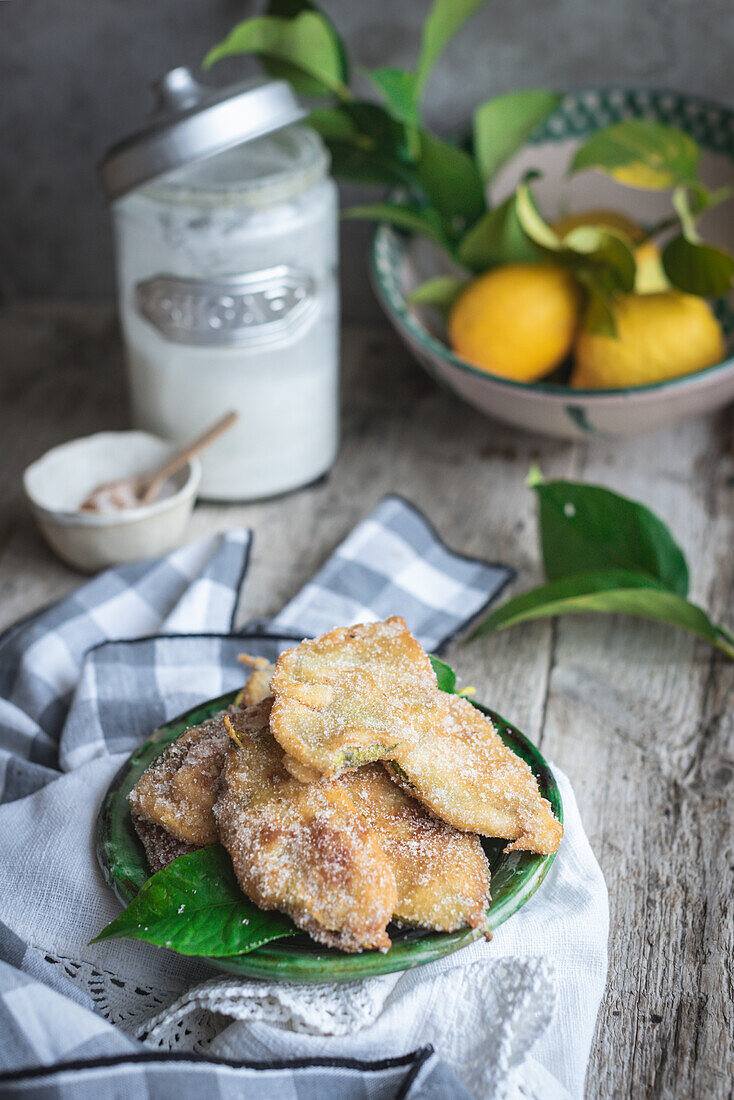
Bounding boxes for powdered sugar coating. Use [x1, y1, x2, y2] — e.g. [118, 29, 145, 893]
[214, 715, 397, 953]
[127, 701, 272, 847]
[127, 711, 232, 846]
[340, 765, 490, 932]
[130, 812, 197, 873]
[270, 617, 563, 854]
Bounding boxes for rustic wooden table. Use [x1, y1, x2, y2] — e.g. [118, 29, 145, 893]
[1, 302, 732, 1097]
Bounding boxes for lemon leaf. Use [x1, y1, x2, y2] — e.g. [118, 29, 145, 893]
[515, 182, 636, 293]
[575, 272, 618, 337]
[203, 12, 349, 99]
[308, 107, 363, 144]
[92, 846, 295, 956]
[662, 184, 734, 295]
[428, 654, 458, 693]
[468, 569, 734, 661]
[416, 0, 490, 96]
[678, 181, 732, 218]
[532, 478, 690, 595]
[258, 0, 350, 95]
[342, 203, 449, 248]
[513, 181, 559, 249]
[662, 235, 734, 296]
[408, 276, 467, 312]
[473, 89, 561, 183]
[570, 120, 700, 189]
[309, 105, 422, 188]
[469, 474, 734, 661]
[369, 68, 420, 130]
[416, 132, 486, 227]
[342, 101, 417, 164]
[457, 193, 541, 271]
[322, 142, 419, 187]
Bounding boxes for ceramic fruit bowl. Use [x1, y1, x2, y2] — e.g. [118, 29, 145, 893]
[371, 87, 734, 440]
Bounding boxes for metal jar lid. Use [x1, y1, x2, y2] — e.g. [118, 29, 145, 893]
[99, 68, 306, 202]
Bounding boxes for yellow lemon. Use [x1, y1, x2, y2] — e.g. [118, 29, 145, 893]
[572, 291, 725, 389]
[552, 208, 668, 293]
[448, 262, 581, 382]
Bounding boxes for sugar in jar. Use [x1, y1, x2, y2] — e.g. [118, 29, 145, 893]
[101, 70, 339, 500]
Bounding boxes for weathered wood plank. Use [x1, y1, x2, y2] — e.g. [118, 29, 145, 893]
[543, 414, 734, 1099]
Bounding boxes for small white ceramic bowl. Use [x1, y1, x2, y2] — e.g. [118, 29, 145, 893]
[371, 87, 734, 440]
[23, 431, 201, 572]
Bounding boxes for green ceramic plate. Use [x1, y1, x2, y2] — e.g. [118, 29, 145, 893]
[97, 691, 562, 982]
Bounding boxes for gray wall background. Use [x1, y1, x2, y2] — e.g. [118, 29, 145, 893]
[2, 0, 733, 322]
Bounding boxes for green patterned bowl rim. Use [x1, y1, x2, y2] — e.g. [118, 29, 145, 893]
[96, 686, 563, 983]
[372, 85, 734, 399]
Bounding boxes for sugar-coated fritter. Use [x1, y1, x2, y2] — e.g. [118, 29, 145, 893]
[270, 619, 432, 776]
[270, 617, 562, 854]
[130, 813, 197, 873]
[215, 709, 397, 953]
[127, 701, 271, 849]
[341, 765, 490, 932]
[236, 655, 276, 708]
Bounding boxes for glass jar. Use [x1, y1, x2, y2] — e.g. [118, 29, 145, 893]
[106, 76, 339, 501]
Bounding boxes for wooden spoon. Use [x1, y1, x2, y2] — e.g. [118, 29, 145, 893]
[80, 411, 239, 514]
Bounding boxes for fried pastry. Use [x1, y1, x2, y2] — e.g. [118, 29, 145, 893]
[128, 701, 271, 850]
[236, 655, 276, 708]
[130, 814, 197, 874]
[341, 765, 490, 932]
[215, 712, 397, 953]
[270, 617, 562, 854]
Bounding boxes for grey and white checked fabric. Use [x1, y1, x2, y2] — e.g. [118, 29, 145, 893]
[0, 495, 511, 1098]
[270, 494, 512, 649]
[0, 530, 251, 804]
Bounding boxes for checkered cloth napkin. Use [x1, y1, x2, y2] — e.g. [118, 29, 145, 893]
[0, 495, 537, 1099]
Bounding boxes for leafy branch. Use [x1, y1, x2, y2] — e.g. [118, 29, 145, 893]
[205, 4, 734, 316]
[469, 473, 734, 661]
[205, 0, 561, 257]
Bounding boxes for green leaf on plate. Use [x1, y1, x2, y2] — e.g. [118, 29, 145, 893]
[469, 568, 734, 660]
[416, 0, 490, 95]
[416, 131, 486, 227]
[408, 275, 467, 312]
[570, 119, 700, 189]
[343, 202, 449, 247]
[662, 235, 734, 296]
[369, 68, 420, 129]
[203, 12, 350, 99]
[473, 89, 561, 183]
[457, 193, 541, 271]
[92, 846, 295, 957]
[533, 478, 690, 596]
[429, 654, 458, 693]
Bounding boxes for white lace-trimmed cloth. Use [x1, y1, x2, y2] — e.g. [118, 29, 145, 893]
[0, 495, 608, 1099]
